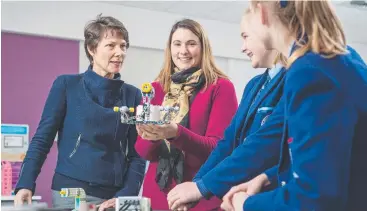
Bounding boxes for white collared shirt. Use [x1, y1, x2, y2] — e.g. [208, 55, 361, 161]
[268, 64, 283, 80]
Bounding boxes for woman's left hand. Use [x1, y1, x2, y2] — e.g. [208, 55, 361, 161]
[98, 198, 116, 211]
[138, 122, 178, 141]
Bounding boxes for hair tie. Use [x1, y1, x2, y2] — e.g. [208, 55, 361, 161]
[280, 0, 288, 8]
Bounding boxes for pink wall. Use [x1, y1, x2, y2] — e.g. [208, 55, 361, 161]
[1, 32, 79, 207]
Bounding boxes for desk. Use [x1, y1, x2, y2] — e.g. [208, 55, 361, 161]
[1, 196, 42, 207]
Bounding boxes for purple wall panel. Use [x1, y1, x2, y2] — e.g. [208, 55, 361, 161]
[1, 32, 79, 207]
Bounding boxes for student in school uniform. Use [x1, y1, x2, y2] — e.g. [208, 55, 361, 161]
[217, 1, 367, 211]
[166, 13, 287, 209]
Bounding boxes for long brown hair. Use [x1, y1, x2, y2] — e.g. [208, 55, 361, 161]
[250, 0, 347, 68]
[156, 19, 228, 93]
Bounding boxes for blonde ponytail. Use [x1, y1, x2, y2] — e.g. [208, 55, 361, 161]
[250, 0, 347, 68]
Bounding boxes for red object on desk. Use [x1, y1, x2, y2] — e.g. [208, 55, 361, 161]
[2, 161, 13, 195]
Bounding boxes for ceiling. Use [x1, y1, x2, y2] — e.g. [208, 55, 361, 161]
[103, 1, 366, 23]
[103, 1, 250, 23]
[101, 1, 367, 44]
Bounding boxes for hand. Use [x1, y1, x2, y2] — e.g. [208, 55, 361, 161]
[232, 192, 250, 211]
[173, 201, 199, 211]
[221, 173, 270, 211]
[136, 124, 159, 141]
[98, 198, 116, 211]
[137, 123, 178, 141]
[221, 191, 249, 211]
[175, 204, 189, 211]
[136, 124, 149, 138]
[167, 182, 202, 210]
[223, 173, 269, 201]
[172, 201, 199, 211]
[14, 189, 32, 206]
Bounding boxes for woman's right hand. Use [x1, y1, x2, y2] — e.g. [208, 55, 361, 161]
[136, 124, 161, 141]
[14, 189, 33, 206]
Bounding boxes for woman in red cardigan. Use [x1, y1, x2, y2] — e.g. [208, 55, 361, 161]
[135, 19, 238, 211]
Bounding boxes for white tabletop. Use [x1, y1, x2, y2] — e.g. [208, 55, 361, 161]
[1, 196, 42, 201]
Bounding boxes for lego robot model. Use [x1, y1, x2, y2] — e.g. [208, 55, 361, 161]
[113, 83, 179, 125]
[116, 197, 151, 211]
[60, 188, 96, 211]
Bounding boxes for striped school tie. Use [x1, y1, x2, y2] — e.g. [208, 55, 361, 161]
[251, 74, 271, 107]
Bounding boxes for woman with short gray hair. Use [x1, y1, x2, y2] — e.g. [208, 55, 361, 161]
[14, 14, 146, 211]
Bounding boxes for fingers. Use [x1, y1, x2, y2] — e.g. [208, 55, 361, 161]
[98, 202, 105, 211]
[170, 198, 185, 211]
[222, 186, 239, 203]
[98, 199, 115, 211]
[224, 182, 251, 201]
[167, 194, 181, 210]
[137, 124, 163, 140]
[176, 205, 188, 211]
[167, 187, 177, 199]
[168, 195, 190, 210]
[138, 125, 152, 134]
[14, 194, 29, 207]
[137, 125, 151, 134]
[222, 186, 243, 211]
[142, 124, 168, 135]
[136, 125, 142, 135]
[99, 198, 116, 211]
[167, 185, 183, 205]
[141, 131, 161, 140]
[236, 182, 250, 190]
[232, 192, 249, 211]
[220, 200, 234, 211]
[246, 186, 259, 195]
[98, 202, 108, 211]
[240, 180, 261, 195]
[140, 124, 159, 133]
[14, 197, 23, 206]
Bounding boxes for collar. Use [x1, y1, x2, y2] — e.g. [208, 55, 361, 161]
[268, 63, 283, 79]
[84, 65, 124, 90]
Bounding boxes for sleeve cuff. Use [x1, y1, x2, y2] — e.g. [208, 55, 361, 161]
[192, 176, 200, 183]
[264, 167, 278, 185]
[114, 182, 142, 197]
[15, 183, 36, 195]
[167, 124, 183, 142]
[243, 190, 275, 211]
[195, 179, 212, 200]
[15, 167, 36, 195]
[243, 195, 256, 211]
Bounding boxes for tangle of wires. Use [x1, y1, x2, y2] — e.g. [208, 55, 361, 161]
[118, 200, 150, 211]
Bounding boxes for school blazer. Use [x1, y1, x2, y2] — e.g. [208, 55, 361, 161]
[244, 46, 367, 211]
[196, 68, 286, 198]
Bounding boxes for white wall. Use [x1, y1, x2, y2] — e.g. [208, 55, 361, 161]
[80, 42, 258, 101]
[2, 1, 244, 59]
[4, 1, 258, 101]
[350, 43, 367, 61]
[4, 1, 367, 102]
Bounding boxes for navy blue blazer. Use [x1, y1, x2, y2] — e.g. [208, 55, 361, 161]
[235, 46, 367, 211]
[15, 68, 147, 199]
[194, 68, 286, 197]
